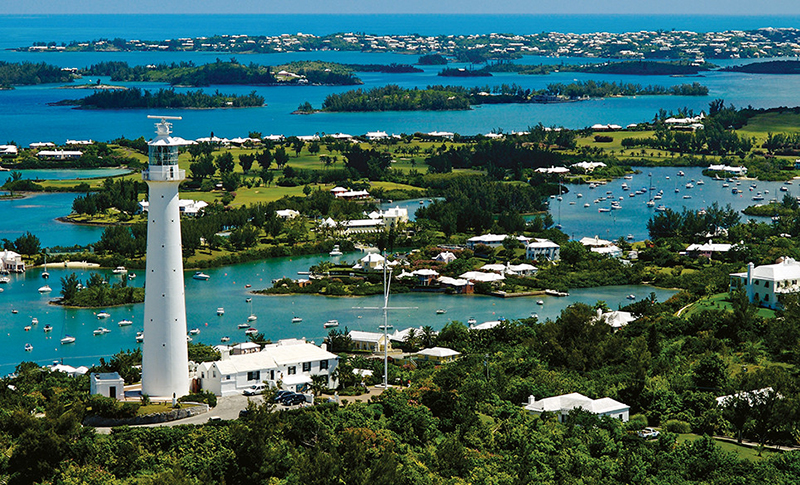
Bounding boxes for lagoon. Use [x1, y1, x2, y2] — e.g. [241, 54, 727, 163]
[0, 251, 676, 375]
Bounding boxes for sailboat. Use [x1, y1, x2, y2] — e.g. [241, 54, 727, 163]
[247, 298, 257, 321]
[41, 253, 49, 279]
[646, 172, 655, 207]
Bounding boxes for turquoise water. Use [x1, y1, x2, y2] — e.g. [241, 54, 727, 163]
[0, 192, 103, 248]
[0, 252, 676, 375]
[13, 168, 131, 180]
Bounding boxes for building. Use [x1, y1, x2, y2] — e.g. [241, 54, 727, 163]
[685, 240, 733, 258]
[437, 276, 474, 294]
[0, 145, 18, 157]
[466, 234, 509, 249]
[433, 251, 457, 263]
[348, 330, 392, 352]
[90, 372, 125, 400]
[730, 257, 800, 309]
[523, 393, 630, 422]
[198, 339, 338, 396]
[141, 116, 194, 399]
[330, 186, 371, 200]
[595, 308, 636, 330]
[414, 347, 461, 364]
[708, 164, 747, 175]
[357, 252, 386, 271]
[571, 161, 607, 172]
[526, 239, 560, 261]
[365, 131, 389, 141]
[276, 209, 300, 219]
[36, 150, 83, 160]
[0, 250, 25, 273]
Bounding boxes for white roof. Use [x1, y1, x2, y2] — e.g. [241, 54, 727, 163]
[214, 352, 278, 375]
[507, 263, 537, 272]
[0, 145, 18, 155]
[524, 392, 629, 415]
[535, 166, 570, 174]
[459, 271, 505, 282]
[261, 340, 336, 367]
[527, 238, 559, 249]
[232, 342, 261, 351]
[148, 136, 194, 146]
[480, 263, 507, 272]
[438, 276, 469, 286]
[349, 330, 387, 343]
[390, 326, 425, 342]
[686, 242, 732, 253]
[467, 233, 508, 244]
[360, 253, 385, 263]
[263, 134, 284, 141]
[433, 251, 457, 262]
[580, 236, 612, 247]
[282, 374, 313, 386]
[597, 310, 636, 329]
[0, 250, 22, 260]
[571, 161, 607, 171]
[412, 268, 439, 277]
[416, 347, 461, 358]
[750, 257, 800, 281]
[471, 320, 501, 330]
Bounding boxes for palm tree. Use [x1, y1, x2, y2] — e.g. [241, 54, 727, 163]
[310, 374, 329, 396]
[421, 325, 436, 348]
[404, 328, 419, 352]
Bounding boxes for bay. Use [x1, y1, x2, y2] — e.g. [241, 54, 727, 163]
[0, 192, 103, 248]
[0, 251, 676, 375]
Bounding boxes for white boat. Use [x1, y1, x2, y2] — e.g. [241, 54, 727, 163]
[60, 335, 76, 345]
[683, 195, 692, 199]
[627, 234, 634, 240]
[245, 327, 258, 335]
[584, 203, 590, 208]
[677, 171, 685, 176]
[324, 319, 339, 328]
[135, 331, 144, 343]
[378, 324, 393, 330]
[0, 277, 10, 284]
[128, 273, 136, 280]
[38, 285, 52, 293]
[248, 315, 258, 322]
[217, 307, 225, 316]
[646, 200, 655, 207]
[24, 325, 31, 331]
[245, 298, 252, 303]
[112, 266, 127, 274]
[780, 186, 788, 192]
[598, 208, 611, 213]
[696, 179, 705, 185]
[118, 319, 132, 326]
[43, 324, 52, 332]
[467, 317, 477, 325]
[435, 309, 446, 314]
[93, 327, 110, 335]
[656, 205, 667, 212]
[189, 328, 200, 335]
[42, 270, 49, 279]
[752, 193, 764, 201]
[576, 193, 583, 198]
[536, 300, 544, 305]
[31, 318, 38, 325]
[220, 336, 230, 342]
[627, 294, 636, 300]
[685, 183, 693, 189]
[24, 343, 33, 352]
[97, 311, 111, 319]
[291, 316, 302, 323]
[238, 322, 250, 329]
[329, 245, 343, 256]
[193, 272, 210, 280]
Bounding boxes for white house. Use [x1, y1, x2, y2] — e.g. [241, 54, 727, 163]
[50, 363, 90, 377]
[348, 330, 392, 352]
[414, 347, 461, 364]
[595, 308, 636, 330]
[276, 209, 301, 219]
[685, 240, 732, 258]
[198, 338, 338, 396]
[523, 393, 630, 422]
[90, 372, 125, 400]
[466, 234, 511, 249]
[591, 245, 622, 258]
[526, 239, 560, 261]
[0, 250, 25, 273]
[730, 257, 800, 309]
[535, 166, 570, 174]
[433, 251, 457, 263]
[357, 252, 386, 271]
[37, 150, 83, 160]
[708, 164, 747, 175]
[139, 199, 208, 217]
[571, 161, 607, 172]
[0, 145, 18, 157]
[459, 271, 505, 282]
[365, 131, 389, 141]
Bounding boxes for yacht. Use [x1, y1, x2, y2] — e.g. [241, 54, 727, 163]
[43, 324, 53, 332]
[245, 327, 258, 335]
[627, 294, 636, 300]
[752, 193, 765, 201]
[537, 300, 545, 305]
[584, 203, 590, 208]
[189, 328, 200, 335]
[291, 316, 302, 323]
[238, 322, 250, 329]
[118, 319, 132, 326]
[217, 307, 225, 316]
[24, 343, 33, 352]
[38, 285, 52, 293]
[598, 208, 611, 213]
[220, 336, 230, 343]
[780, 186, 789, 192]
[435, 309, 446, 314]
[627, 234, 634, 240]
[328, 245, 343, 257]
[467, 317, 477, 325]
[646, 200, 655, 207]
[245, 298, 252, 303]
[656, 205, 667, 212]
[96, 311, 111, 319]
[93, 327, 110, 336]
[60, 335, 76, 345]
[324, 319, 339, 328]
[41, 254, 49, 279]
[112, 266, 127, 274]
[677, 171, 685, 177]
[31, 317, 38, 325]
[696, 179, 705, 185]
[248, 314, 258, 322]
[378, 324, 393, 331]
[135, 331, 144, 343]
[128, 273, 136, 280]
[685, 183, 694, 189]
[0, 277, 10, 284]
[192, 272, 210, 280]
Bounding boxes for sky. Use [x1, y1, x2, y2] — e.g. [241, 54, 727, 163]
[7, 0, 800, 15]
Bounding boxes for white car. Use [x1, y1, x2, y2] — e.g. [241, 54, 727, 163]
[638, 427, 660, 439]
[243, 384, 267, 396]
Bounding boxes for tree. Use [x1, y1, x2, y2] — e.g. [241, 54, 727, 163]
[559, 240, 588, 267]
[13, 231, 40, 255]
[256, 149, 273, 171]
[60, 273, 80, 301]
[221, 171, 240, 192]
[324, 327, 352, 352]
[259, 168, 274, 187]
[189, 153, 216, 180]
[274, 147, 290, 168]
[215, 151, 235, 174]
[308, 141, 321, 155]
[238, 153, 255, 173]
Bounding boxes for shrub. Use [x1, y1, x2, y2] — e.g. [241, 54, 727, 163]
[663, 419, 692, 434]
[626, 413, 649, 431]
[594, 135, 613, 143]
[178, 390, 218, 408]
[87, 394, 140, 419]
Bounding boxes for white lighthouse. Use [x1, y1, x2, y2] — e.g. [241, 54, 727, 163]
[141, 115, 192, 398]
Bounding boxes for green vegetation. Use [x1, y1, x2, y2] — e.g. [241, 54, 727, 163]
[321, 85, 472, 112]
[58, 272, 144, 307]
[417, 53, 448, 65]
[55, 87, 265, 109]
[0, 61, 74, 88]
[488, 59, 716, 76]
[721, 60, 800, 74]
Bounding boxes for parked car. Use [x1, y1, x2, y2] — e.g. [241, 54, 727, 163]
[243, 384, 267, 396]
[638, 427, 660, 439]
[238, 409, 251, 419]
[272, 390, 294, 402]
[280, 393, 307, 406]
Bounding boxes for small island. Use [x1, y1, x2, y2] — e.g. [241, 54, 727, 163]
[57, 272, 144, 308]
[721, 60, 800, 74]
[52, 87, 265, 109]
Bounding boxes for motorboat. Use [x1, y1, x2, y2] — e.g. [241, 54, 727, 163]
[598, 208, 611, 213]
[245, 327, 258, 335]
[60, 335, 76, 345]
[38, 285, 52, 293]
[683, 195, 692, 199]
[97, 311, 111, 319]
[245, 298, 252, 303]
[128, 273, 136, 280]
[135, 331, 144, 343]
[646, 200, 655, 207]
[31, 318, 38, 325]
[238, 322, 250, 329]
[536, 300, 544, 305]
[244, 284, 251, 288]
[43, 324, 53, 332]
[584, 203, 590, 208]
[248, 314, 258, 322]
[685, 183, 693, 189]
[93, 327, 110, 335]
[780, 186, 788, 192]
[324, 319, 339, 328]
[467, 317, 477, 325]
[291, 316, 302, 323]
[217, 307, 225, 316]
[193, 272, 210, 280]
[696, 179, 705, 185]
[11, 309, 17, 314]
[24, 325, 31, 331]
[378, 324, 393, 330]
[752, 193, 765, 201]
[220, 336, 230, 342]
[24, 343, 33, 352]
[329, 245, 343, 256]
[189, 328, 200, 335]
[0, 277, 10, 284]
[112, 266, 127, 274]
[677, 171, 685, 176]
[118, 319, 132, 326]
[627, 234, 634, 240]
[656, 205, 667, 212]
[435, 309, 446, 314]
[627, 294, 636, 300]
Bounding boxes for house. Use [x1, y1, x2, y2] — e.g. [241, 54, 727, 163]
[331, 186, 371, 200]
[198, 338, 338, 396]
[263, 134, 284, 142]
[470, 320, 502, 330]
[595, 308, 636, 330]
[523, 393, 630, 422]
[411, 268, 439, 286]
[685, 240, 732, 258]
[389, 326, 425, 343]
[506, 263, 538, 276]
[348, 330, 392, 352]
[0, 250, 25, 273]
[427, 131, 455, 140]
[535, 166, 570, 175]
[37, 150, 83, 160]
[708, 163, 747, 175]
[526, 239, 560, 261]
[591, 245, 622, 258]
[571, 161, 607, 172]
[730, 257, 800, 309]
[437, 276, 474, 294]
[379, 206, 409, 227]
[50, 363, 90, 377]
[413, 347, 461, 364]
[90, 372, 125, 400]
[0, 145, 18, 157]
[276, 209, 300, 219]
[433, 251, 457, 263]
[357, 252, 385, 271]
[459, 271, 505, 283]
[365, 131, 389, 141]
[466, 234, 508, 249]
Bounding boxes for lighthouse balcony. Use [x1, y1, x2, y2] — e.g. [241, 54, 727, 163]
[143, 165, 185, 182]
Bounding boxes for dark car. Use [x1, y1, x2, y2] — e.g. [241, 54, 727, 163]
[272, 390, 294, 402]
[238, 409, 251, 419]
[280, 393, 307, 406]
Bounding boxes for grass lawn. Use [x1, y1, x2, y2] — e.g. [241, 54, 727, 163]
[137, 402, 192, 415]
[676, 433, 781, 461]
[738, 112, 800, 142]
[683, 292, 776, 319]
